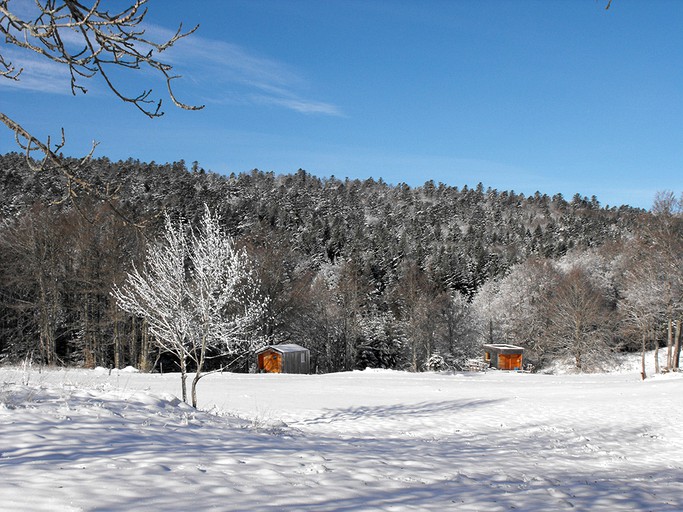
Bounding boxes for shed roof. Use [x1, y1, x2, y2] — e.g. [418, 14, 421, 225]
[483, 343, 524, 353]
[256, 343, 308, 355]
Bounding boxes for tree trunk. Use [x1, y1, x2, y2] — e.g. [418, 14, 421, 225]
[191, 334, 208, 408]
[179, 356, 188, 404]
[673, 318, 682, 370]
[653, 337, 660, 375]
[666, 316, 673, 371]
[83, 298, 94, 368]
[114, 308, 121, 370]
[573, 321, 582, 372]
[191, 372, 201, 409]
[129, 315, 138, 370]
[140, 318, 150, 372]
[37, 270, 56, 365]
[640, 331, 647, 381]
[344, 319, 355, 371]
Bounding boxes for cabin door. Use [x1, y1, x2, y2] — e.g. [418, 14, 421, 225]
[262, 352, 282, 373]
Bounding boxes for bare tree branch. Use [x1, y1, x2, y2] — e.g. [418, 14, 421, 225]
[0, 111, 150, 229]
[0, 0, 203, 215]
[0, 0, 203, 117]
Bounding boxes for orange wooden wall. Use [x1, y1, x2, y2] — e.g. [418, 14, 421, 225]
[498, 353, 522, 370]
[258, 351, 282, 373]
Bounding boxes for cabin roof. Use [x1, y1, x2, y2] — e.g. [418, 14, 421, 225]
[483, 343, 524, 352]
[256, 343, 308, 355]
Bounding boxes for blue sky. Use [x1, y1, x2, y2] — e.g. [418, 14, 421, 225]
[1, 0, 681, 209]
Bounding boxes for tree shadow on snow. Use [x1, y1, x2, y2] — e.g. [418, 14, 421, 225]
[2, 388, 682, 511]
[302, 398, 503, 425]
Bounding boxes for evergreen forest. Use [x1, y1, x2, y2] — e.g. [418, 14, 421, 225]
[1, 152, 680, 375]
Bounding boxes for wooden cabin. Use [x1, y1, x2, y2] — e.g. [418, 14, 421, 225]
[256, 344, 310, 374]
[483, 344, 524, 370]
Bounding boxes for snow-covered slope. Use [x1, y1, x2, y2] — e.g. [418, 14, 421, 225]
[1, 364, 682, 511]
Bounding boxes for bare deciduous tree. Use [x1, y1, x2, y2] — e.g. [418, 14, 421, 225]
[650, 191, 683, 371]
[545, 267, 615, 372]
[0, 205, 67, 364]
[620, 192, 683, 377]
[620, 255, 665, 380]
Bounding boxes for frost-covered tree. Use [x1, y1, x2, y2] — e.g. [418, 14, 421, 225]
[425, 352, 448, 372]
[544, 267, 615, 372]
[649, 191, 683, 371]
[472, 253, 619, 372]
[113, 206, 267, 407]
[618, 200, 682, 377]
[186, 208, 267, 406]
[112, 211, 192, 401]
[620, 256, 666, 380]
[472, 258, 559, 366]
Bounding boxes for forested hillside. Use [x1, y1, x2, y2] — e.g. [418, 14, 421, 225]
[1, 153, 680, 374]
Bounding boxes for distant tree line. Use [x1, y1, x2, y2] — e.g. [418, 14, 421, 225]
[0, 152, 680, 374]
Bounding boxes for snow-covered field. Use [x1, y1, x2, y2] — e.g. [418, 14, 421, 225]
[1, 358, 682, 511]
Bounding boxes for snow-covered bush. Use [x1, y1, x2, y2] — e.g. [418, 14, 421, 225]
[425, 353, 448, 372]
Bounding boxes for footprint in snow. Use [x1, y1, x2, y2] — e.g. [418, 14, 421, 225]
[546, 487, 575, 508]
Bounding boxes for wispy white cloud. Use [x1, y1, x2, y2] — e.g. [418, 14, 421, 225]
[147, 25, 344, 117]
[249, 94, 344, 116]
[1, 18, 343, 117]
[0, 49, 72, 94]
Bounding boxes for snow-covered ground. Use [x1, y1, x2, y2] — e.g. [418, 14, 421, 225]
[1, 357, 682, 511]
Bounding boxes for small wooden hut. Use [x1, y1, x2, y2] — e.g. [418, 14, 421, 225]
[256, 344, 310, 374]
[483, 344, 524, 370]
